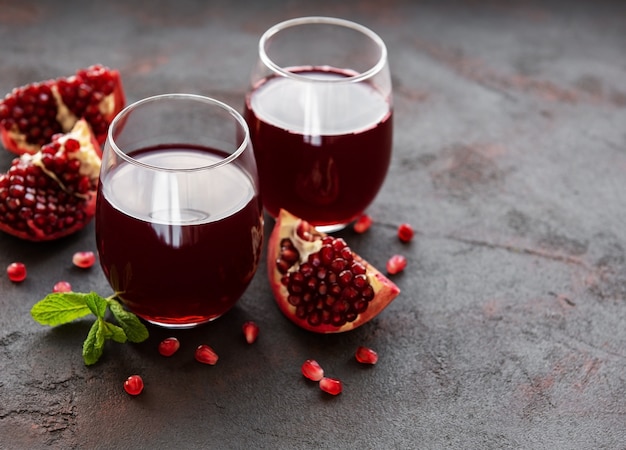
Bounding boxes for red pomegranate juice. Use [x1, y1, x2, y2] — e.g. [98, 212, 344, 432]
[244, 67, 393, 227]
[95, 145, 263, 327]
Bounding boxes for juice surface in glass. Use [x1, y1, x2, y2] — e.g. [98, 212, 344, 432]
[244, 67, 393, 227]
[96, 145, 263, 326]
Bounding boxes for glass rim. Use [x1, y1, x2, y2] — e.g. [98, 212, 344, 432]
[107, 93, 251, 173]
[258, 16, 388, 84]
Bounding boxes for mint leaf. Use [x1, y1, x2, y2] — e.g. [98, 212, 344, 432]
[31, 292, 92, 326]
[31, 290, 150, 366]
[83, 292, 108, 318]
[102, 321, 127, 344]
[82, 320, 105, 366]
[108, 299, 149, 343]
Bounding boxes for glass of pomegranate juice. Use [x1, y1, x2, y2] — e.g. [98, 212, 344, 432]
[96, 94, 263, 328]
[245, 16, 393, 231]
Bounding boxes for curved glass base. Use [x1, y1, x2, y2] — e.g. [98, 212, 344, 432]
[143, 315, 221, 329]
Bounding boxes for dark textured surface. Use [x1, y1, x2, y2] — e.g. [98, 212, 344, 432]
[1, 0, 625, 448]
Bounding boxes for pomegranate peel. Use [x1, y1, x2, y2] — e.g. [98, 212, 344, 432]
[268, 209, 400, 333]
[0, 119, 101, 241]
[0, 64, 125, 155]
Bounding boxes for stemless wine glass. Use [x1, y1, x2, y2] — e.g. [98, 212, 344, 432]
[96, 94, 263, 328]
[244, 16, 393, 231]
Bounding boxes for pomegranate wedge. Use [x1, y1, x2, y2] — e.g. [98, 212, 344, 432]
[267, 209, 400, 333]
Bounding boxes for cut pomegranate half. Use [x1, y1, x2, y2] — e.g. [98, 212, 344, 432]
[267, 209, 400, 333]
[0, 64, 125, 155]
[0, 119, 101, 241]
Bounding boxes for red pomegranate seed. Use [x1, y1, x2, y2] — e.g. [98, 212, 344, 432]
[53, 280, 72, 292]
[397, 223, 414, 243]
[319, 377, 342, 395]
[195, 344, 218, 365]
[355, 346, 378, 365]
[353, 214, 372, 233]
[301, 359, 324, 381]
[72, 251, 96, 268]
[386, 254, 407, 275]
[242, 321, 259, 344]
[158, 337, 180, 357]
[123, 375, 144, 396]
[7, 262, 26, 282]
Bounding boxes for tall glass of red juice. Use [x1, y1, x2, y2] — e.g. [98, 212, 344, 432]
[96, 94, 263, 328]
[244, 16, 393, 231]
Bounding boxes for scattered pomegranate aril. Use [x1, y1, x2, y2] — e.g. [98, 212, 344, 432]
[386, 254, 407, 275]
[301, 359, 324, 381]
[397, 223, 414, 243]
[319, 377, 342, 395]
[158, 337, 180, 357]
[267, 209, 401, 333]
[0, 64, 125, 155]
[195, 344, 218, 365]
[123, 375, 144, 396]
[0, 119, 101, 241]
[6, 262, 26, 282]
[72, 250, 96, 268]
[242, 321, 259, 344]
[353, 214, 373, 234]
[53, 280, 72, 292]
[355, 346, 378, 365]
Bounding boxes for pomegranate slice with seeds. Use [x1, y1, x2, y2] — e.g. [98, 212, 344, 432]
[0, 64, 125, 155]
[267, 209, 400, 333]
[0, 119, 101, 241]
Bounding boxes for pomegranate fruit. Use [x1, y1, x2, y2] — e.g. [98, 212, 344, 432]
[386, 254, 407, 275]
[301, 359, 324, 381]
[52, 280, 72, 292]
[268, 209, 400, 333]
[397, 223, 414, 242]
[158, 337, 180, 357]
[123, 375, 144, 396]
[6, 262, 26, 282]
[0, 119, 101, 241]
[195, 345, 219, 365]
[242, 321, 259, 344]
[353, 214, 373, 234]
[0, 64, 125, 155]
[355, 346, 378, 365]
[319, 377, 342, 395]
[72, 250, 96, 268]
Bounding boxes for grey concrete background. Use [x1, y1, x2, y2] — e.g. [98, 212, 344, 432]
[0, 0, 625, 448]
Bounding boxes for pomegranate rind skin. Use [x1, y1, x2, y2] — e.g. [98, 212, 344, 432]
[0, 66, 125, 156]
[267, 209, 401, 334]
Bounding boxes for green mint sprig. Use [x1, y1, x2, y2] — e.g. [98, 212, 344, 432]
[30, 292, 149, 366]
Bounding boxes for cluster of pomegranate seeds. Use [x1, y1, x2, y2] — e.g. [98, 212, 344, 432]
[158, 337, 180, 357]
[301, 359, 325, 381]
[0, 81, 61, 148]
[319, 377, 343, 396]
[386, 254, 407, 275]
[353, 214, 373, 234]
[278, 230, 376, 329]
[0, 142, 92, 240]
[53, 280, 72, 293]
[242, 321, 259, 344]
[55, 65, 117, 138]
[123, 375, 144, 396]
[6, 262, 26, 282]
[397, 223, 414, 242]
[72, 250, 96, 268]
[355, 346, 378, 365]
[195, 344, 219, 365]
